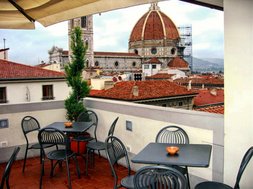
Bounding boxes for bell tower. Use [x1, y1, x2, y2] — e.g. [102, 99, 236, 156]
[68, 15, 94, 67]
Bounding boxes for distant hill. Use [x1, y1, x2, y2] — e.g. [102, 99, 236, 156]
[191, 57, 224, 73]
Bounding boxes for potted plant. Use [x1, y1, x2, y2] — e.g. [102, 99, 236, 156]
[64, 26, 90, 122]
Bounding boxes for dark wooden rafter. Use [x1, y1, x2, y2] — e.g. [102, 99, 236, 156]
[179, 0, 223, 11]
[8, 0, 35, 22]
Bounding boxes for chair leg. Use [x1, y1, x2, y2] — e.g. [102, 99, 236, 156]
[50, 160, 54, 177]
[73, 156, 81, 179]
[6, 175, 10, 189]
[40, 160, 45, 189]
[85, 148, 89, 176]
[22, 147, 28, 173]
[186, 167, 191, 189]
[66, 158, 72, 189]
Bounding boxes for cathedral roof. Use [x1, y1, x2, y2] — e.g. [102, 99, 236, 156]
[168, 57, 189, 68]
[129, 3, 180, 42]
[143, 57, 162, 64]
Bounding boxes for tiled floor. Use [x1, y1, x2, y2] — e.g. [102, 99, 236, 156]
[0, 154, 131, 189]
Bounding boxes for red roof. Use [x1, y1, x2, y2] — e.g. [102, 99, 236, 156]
[146, 73, 174, 79]
[129, 5, 179, 42]
[195, 105, 224, 114]
[175, 76, 224, 85]
[90, 80, 197, 101]
[94, 52, 140, 57]
[168, 57, 189, 68]
[144, 57, 162, 64]
[0, 59, 65, 80]
[194, 89, 224, 106]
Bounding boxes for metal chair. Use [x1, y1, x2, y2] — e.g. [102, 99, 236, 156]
[71, 110, 98, 154]
[195, 146, 253, 189]
[38, 128, 80, 189]
[85, 117, 119, 175]
[155, 125, 190, 189]
[0, 147, 20, 189]
[105, 136, 135, 189]
[21, 116, 54, 173]
[134, 165, 187, 189]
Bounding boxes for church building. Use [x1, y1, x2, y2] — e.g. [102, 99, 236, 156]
[48, 3, 190, 78]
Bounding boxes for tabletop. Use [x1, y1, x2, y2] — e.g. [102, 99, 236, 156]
[45, 121, 93, 133]
[131, 143, 212, 167]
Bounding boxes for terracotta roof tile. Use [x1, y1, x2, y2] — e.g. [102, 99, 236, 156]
[90, 80, 197, 101]
[175, 76, 224, 85]
[129, 8, 179, 42]
[168, 57, 189, 68]
[195, 105, 224, 114]
[146, 73, 174, 79]
[0, 59, 65, 80]
[194, 89, 224, 106]
[144, 57, 162, 64]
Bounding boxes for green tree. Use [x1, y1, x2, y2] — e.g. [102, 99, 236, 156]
[64, 27, 90, 121]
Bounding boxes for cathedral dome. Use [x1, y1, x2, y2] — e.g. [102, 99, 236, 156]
[129, 3, 180, 42]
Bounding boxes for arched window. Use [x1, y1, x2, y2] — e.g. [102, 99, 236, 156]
[132, 61, 136, 67]
[81, 16, 87, 28]
[114, 61, 119, 67]
[134, 49, 138, 54]
[95, 61, 99, 67]
[171, 48, 176, 55]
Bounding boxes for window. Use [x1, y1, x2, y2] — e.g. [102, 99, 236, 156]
[144, 65, 149, 69]
[42, 85, 54, 100]
[132, 61, 136, 67]
[81, 16, 87, 28]
[171, 48, 176, 55]
[151, 47, 157, 54]
[179, 102, 183, 106]
[152, 65, 157, 69]
[114, 61, 119, 67]
[0, 87, 7, 103]
[134, 49, 138, 54]
[95, 61, 99, 66]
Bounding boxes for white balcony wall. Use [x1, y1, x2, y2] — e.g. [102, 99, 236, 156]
[0, 97, 225, 187]
[84, 97, 224, 182]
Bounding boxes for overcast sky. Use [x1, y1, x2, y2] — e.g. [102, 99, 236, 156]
[0, 0, 224, 66]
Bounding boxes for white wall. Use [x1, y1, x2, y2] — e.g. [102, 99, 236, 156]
[224, 0, 253, 188]
[0, 80, 71, 104]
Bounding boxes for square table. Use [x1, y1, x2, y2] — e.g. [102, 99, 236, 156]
[131, 143, 212, 167]
[44, 121, 93, 150]
[45, 121, 93, 134]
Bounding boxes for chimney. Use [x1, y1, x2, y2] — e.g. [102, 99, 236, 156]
[210, 89, 217, 96]
[187, 80, 192, 91]
[132, 85, 139, 96]
[104, 80, 114, 90]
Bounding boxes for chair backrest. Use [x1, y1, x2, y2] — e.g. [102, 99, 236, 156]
[77, 110, 98, 140]
[105, 136, 131, 189]
[38, 128, 67, 151]
[234, 146, 253, 189]
[21, 116, 41, 145]
[155, 125, 189, 144]
[134, 165, 187, 189]
[21, 116, 40, 134]
[0, 146, 20, 189]
[107, 117, 119, 137]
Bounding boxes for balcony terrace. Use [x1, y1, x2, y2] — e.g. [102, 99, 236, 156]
[0, 98, 223, 188]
